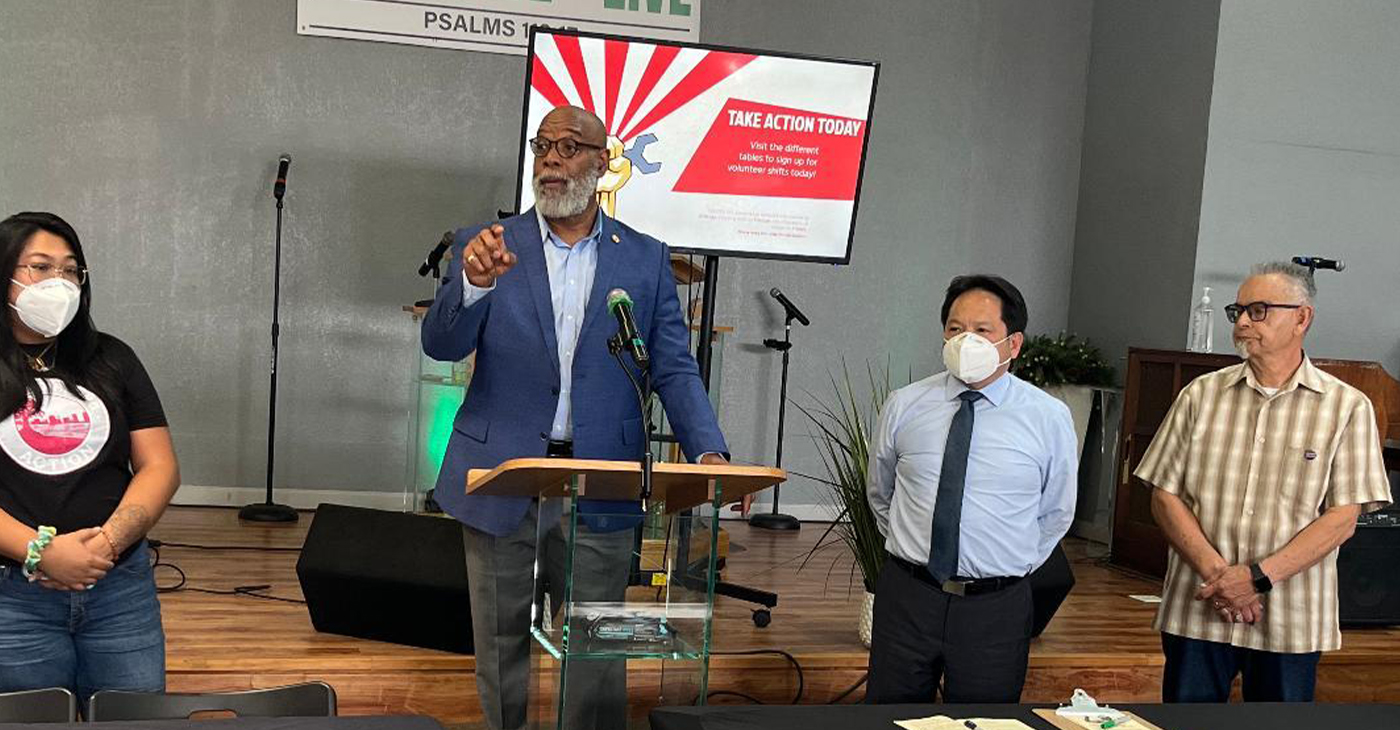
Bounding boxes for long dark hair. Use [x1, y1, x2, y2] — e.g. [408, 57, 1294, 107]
[0, 212, 118, 415]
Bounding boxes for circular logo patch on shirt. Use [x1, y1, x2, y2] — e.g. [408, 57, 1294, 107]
[0, 379, 111, 476]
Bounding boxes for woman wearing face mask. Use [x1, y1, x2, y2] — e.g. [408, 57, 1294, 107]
[0, 212, 179, 708]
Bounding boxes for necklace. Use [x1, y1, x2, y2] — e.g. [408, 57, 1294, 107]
[24, 341, 57, 373]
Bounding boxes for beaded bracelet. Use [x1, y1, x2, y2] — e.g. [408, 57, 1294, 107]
[98, 527, 120, 561]
[22, 525, 57, 581]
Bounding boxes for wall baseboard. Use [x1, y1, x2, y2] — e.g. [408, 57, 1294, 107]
[173, 485, 415, 512]
[174, 485, 840, 522]
[719, 498, 836, 524]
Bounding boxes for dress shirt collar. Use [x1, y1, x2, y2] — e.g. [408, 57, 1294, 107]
[1229, 353, 1326, 396]
[536, 207, 603, 251]
[944, 369, 1013, 407]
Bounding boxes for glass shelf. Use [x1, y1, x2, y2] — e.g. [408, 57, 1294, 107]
[403, 305, 473, 512]
[526, 491, 721, 729]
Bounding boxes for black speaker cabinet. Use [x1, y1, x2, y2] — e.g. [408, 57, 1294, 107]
[296, 503, 473, 653]
[1338, 513, 1400, 627]
[1029, 541, 1076, 637]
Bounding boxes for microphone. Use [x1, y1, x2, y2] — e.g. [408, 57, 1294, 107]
[418, 231, 454, 277]
[769, 287, 810, 326]
[607, 289, 649, 369]
[1292, 255, 1345, 272]
[273, 154, 291, 200]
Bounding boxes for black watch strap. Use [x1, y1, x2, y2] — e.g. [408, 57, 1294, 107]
[1250, 562, 1273, 594]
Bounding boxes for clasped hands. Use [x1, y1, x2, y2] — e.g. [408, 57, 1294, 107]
[1196, 563, 1264, 625]
[33, 527, 118, 592]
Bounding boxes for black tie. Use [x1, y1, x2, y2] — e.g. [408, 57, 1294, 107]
[928, 390, 983, 584]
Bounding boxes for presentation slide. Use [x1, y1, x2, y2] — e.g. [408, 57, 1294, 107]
[515, 29, 878, 264]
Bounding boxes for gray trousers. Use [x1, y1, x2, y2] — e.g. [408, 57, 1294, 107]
[463, 501, 633, 730]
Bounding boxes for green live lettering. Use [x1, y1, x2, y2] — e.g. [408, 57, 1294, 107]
[602, 0, 693, 17]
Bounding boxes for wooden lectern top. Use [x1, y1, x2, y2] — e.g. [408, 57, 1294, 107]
[466, 458, 785, 514]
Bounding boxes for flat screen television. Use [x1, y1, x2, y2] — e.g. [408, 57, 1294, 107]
[515, 29, 879, 264]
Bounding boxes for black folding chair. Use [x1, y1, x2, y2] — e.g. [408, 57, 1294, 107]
[87, 681, 336, 722]
[0, 687, 78, 723]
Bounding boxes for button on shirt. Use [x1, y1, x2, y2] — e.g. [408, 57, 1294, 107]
[867, 371, 1078, 579]
[1134, 357, 1391, 653]
[462, 210, 601, 440]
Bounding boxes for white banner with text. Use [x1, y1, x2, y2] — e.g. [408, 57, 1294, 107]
[297, 0, 701, 55]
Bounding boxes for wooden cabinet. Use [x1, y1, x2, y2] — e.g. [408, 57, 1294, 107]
[1110, 348, 1400, 578]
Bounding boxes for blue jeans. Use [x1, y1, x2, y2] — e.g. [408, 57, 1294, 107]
[1161, 632, 1320, 702]
[0, 541, 166, 712]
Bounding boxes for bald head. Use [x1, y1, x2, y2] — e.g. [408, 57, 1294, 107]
[531, 105, 609, 222]
[540, 105, 607, 147]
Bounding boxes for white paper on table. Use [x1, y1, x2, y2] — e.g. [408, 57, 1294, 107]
[894, 717, 1035, 730]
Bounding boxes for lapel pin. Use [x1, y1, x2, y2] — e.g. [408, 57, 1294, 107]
[611, 233, 620, 243]
[1303, 449, 1317, 461]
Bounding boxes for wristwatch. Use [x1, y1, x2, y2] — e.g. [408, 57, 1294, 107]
[1249, 562, 1273, 594]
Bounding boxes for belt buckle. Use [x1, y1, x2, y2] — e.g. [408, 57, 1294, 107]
[940, 579, 967, 597]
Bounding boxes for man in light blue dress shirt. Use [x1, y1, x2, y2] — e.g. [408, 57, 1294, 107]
[866, 275, 1078, 703]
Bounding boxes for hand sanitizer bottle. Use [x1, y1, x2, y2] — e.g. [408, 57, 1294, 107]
[1188, 286, 1213, 353]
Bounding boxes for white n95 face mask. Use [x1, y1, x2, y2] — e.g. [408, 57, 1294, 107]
[942, 331, 1011, 384]
[10, 277, 81, 338]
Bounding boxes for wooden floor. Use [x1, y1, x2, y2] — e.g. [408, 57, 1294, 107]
[151, 506, 1400, 724]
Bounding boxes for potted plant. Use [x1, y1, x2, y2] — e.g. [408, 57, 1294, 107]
[1010, 332, 1115, 389]
[792, 361, 895, 648]
[1010, 333, 1116, 452]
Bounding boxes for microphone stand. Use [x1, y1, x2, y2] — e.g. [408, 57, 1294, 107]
[683, 255, 779, 626]
[751, 312, 801, 530]
[241, 182, 298, 522]
[414, 232, 454, 308]
[609, 333, 654, 511]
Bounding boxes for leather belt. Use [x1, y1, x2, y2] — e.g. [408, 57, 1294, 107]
[891, 555, 1024, 597]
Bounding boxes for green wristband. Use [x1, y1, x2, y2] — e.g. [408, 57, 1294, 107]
[22, 525, 57, 580]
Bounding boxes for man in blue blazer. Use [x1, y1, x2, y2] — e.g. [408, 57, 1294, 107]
[422, 105, 728, 730]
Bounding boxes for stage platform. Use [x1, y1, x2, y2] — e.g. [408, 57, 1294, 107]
[152, 506, 1400, 725]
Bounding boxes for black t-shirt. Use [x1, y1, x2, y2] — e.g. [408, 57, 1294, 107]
[0, 334, 167, 547]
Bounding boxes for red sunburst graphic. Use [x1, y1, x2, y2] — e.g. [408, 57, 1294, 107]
[530, 35, 757, 143]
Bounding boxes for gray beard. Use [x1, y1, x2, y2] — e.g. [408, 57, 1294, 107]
[533, 168, 601, 219]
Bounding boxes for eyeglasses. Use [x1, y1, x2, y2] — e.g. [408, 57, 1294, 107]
[1224, 300, 1303, 323]
[16, 263, 88, 285]
[528, 136, 604, 159]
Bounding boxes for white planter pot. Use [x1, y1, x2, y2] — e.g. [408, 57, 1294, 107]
[1041, 383, 1094, 455]
[859, 591, 875, 648]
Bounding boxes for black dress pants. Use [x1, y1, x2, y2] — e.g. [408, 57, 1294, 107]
[867, 557, 1034, 704]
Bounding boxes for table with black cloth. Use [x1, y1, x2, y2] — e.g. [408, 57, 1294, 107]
[0, 716, 442, 730]
[648, 702, 1400, 730]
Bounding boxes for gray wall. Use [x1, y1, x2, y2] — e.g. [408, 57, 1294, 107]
[1066, 0, 1222, 372]
[708, 0, 1093, 511]
[1, 0, 525, 495]
[0, 1, 1095, 509]
[1192, 0, 1400, 374]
